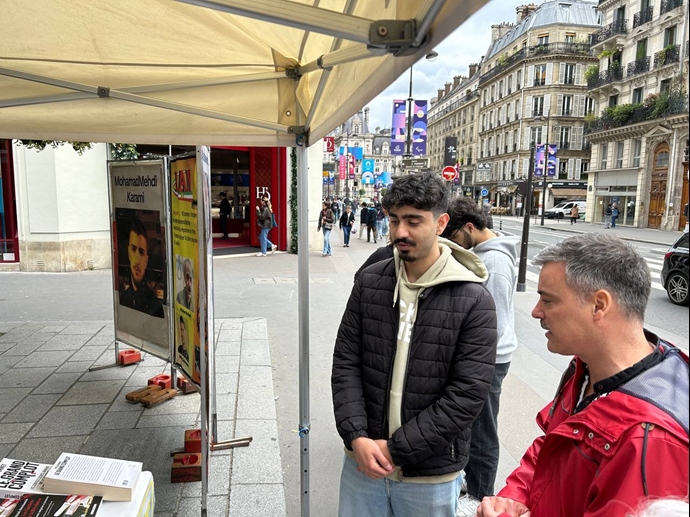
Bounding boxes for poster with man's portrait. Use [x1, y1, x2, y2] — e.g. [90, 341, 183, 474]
[108, 160, 171, 360]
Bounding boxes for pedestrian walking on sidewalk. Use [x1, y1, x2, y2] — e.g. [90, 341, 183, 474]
[477, 233, 689, 517]
[358, 202, 368, 239]
[483, 203, 494, 230]
[570, 204, 579, 225]
[611, 204, 619, 228]
[442, 197, 520, 517]
[332, 172, 498, 517]
[366, 204, 378, 243]
[255, 198, 277, 257]
[340, 205, 355, 247]
[317, 201, 335, 256]
[604, 203, 613, 228]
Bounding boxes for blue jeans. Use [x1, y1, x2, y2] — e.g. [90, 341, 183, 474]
[376, 220, 384, 237]
[338, 456, 462, 517]
[342, 226, 352, 245]
[611, 216, 618, 228]
[465, 361, 511, 499]
[322, 228, 332, 255]
[259, 227, 274, 254]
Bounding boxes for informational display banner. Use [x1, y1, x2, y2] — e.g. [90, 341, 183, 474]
[170, 149, 214, 388]
[170, 154, 201, 385]
[108, 160, 170, 360]
[444, 137, 458, 166]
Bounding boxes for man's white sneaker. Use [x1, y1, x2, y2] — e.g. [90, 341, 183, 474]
[460, 472, 467, 494]
[256, 253, 267, 257]
[456, 494, 480, 517]
[271, 245, 277, 254]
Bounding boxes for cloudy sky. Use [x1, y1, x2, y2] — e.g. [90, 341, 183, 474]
[366, 0, 524, 131]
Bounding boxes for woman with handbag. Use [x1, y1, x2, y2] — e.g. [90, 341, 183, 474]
[317, 201, 335, 257]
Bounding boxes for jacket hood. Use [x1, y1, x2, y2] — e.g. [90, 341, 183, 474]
[392, 238, 488, 305]
[473, 231, 520, 266]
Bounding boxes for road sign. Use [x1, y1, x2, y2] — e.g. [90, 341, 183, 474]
[442, 166, 458, 181]
[402, 158, 429, 168]
[481, 188, 489, 197]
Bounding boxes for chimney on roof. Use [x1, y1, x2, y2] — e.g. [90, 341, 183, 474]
[444, 82, 452, 95]
[468, 63, 479, 77]
[437, 88, 444, 101]
[491, 22, 514, 42]
[453, 75, 461, 87]
[516, 4, 538, 22]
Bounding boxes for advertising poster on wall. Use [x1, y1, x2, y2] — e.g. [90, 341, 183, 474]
[108, 160, 170, 360]
[170, 155, 200, 385]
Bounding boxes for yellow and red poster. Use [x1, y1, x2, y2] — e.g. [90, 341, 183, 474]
[170, 155, 201, 385]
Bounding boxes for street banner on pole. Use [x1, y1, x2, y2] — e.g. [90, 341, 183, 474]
[444, 137, 458, 166]
[535, 144, 557, 178]
[338, 155, 346, 180]
[534, 145, 545, 178]
[108, 160, 171, 360]
[412, 100, 428, 156]
[391, 99, 406, 156]
[348, 155, 356, 180]
[546, 144, 557, 178]
[362, 159, 374, 173]
[324, 136, 335, 153]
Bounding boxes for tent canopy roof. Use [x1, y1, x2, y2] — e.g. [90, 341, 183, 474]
[1, 0, 487, 147]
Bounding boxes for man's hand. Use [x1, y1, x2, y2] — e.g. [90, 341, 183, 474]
[477, 496, 530, 517]
[351, 437, 394, 479]
[375, 439, 395, 467]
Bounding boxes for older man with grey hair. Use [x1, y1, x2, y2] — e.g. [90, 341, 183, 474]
[478, 233, 689, 517]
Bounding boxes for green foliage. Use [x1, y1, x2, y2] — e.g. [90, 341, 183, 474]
[289, 148, 298, 254]
[584, 64, 599, 81]
[584, 111, 597, 124]
[359, 188, 366, 196]
[18, 140, 93, 155]
[110, 143, 138, 160]
[497, 54, 508, 67]
[597, 49, 614, 59]
[649, 93, 669, 119]
[605, 103, 641, 124]
[380, 188, 387, 198]
[656, 44, 677, 67]
[534, 45, 549, 55]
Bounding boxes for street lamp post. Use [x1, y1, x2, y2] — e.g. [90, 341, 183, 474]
[403, 50, 438, 162]
[517, 142, 536, 292]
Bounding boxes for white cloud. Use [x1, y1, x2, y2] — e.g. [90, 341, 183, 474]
[367, 0, 520, 131]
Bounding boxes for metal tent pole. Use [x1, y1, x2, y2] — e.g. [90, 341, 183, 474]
[296, 143, 311, 517]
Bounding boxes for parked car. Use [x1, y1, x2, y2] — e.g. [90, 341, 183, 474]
[545, 200, 586, 219]
[660, 232, 689, 306]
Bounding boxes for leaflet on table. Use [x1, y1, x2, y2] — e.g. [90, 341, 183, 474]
[44, 454, 141, 501]
[0, 459, 52, 500]
[1, 493, 102, 517]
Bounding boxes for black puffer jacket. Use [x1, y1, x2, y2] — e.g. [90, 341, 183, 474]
[332, 254, 497, 477]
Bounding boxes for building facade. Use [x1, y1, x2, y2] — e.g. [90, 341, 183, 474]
[428, 66, 481, 198]
[476, 0, 601, 214]
[585, 0, 689, 230]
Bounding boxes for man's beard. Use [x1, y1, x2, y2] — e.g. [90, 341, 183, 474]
[395, 239, 417, 262]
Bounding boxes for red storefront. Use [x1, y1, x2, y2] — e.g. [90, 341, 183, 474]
[0, 140, 19, 263]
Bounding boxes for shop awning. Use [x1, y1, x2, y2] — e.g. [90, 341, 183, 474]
[551, 188, 587, 197]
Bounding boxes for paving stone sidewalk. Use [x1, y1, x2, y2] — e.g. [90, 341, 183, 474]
[0, 318, 285, 517]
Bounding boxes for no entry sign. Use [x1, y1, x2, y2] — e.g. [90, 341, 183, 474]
[442, 166, 458, 181]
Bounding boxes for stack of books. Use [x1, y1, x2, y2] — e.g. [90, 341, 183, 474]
[0, 454, 142, 517]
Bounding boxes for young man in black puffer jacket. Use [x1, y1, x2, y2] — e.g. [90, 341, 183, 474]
[331, 173, 497, 517]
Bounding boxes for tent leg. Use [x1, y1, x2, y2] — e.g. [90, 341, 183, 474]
[296, 144, 310, 517]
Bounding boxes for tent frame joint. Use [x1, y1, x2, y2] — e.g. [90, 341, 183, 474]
[97, 86, 110, 98]
[316, 56, 332, 71]
[368, 19, 427, 56]
[285, 68, 302, 80]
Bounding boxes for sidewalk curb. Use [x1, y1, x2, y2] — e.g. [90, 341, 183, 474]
[540, 225, 674, 247]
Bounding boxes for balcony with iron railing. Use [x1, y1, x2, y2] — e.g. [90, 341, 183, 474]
[587, 64, 623, 89]
[590, 19, 628, 46]
[584, 94, 688, 134]
[627, 56, 651, 77]
[660, 0, 683, 14]
[654, 44, 680, 67]
[633, 6, 654, 28]
[532, 108, 544, 117]
[477, 42, 592, 86]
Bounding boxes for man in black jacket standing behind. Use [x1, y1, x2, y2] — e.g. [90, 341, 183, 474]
[332, 173, 497, 517]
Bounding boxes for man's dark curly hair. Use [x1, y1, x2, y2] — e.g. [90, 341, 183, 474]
[381, 173, 448, 217]
[441, 196, 489, 239]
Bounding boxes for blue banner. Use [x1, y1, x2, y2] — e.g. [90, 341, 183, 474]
[535, 144, 558, 178]
[362, 159, 374, 173]
[339, 146, 363, 160]
[361, 172, 375, 185]
[411, 100, 428, 156]
[391, 99, 406, 156]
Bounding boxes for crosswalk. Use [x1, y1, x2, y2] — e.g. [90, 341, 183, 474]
[522, 256, 666, 291]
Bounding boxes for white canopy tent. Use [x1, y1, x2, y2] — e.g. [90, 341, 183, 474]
[1, 0, 488, 514]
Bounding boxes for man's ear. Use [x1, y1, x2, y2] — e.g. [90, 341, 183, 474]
[592, 289, 613, 320]
[436, 213, 450, 235]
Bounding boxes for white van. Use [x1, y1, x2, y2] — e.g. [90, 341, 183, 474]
[545, 200, 586, 219]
